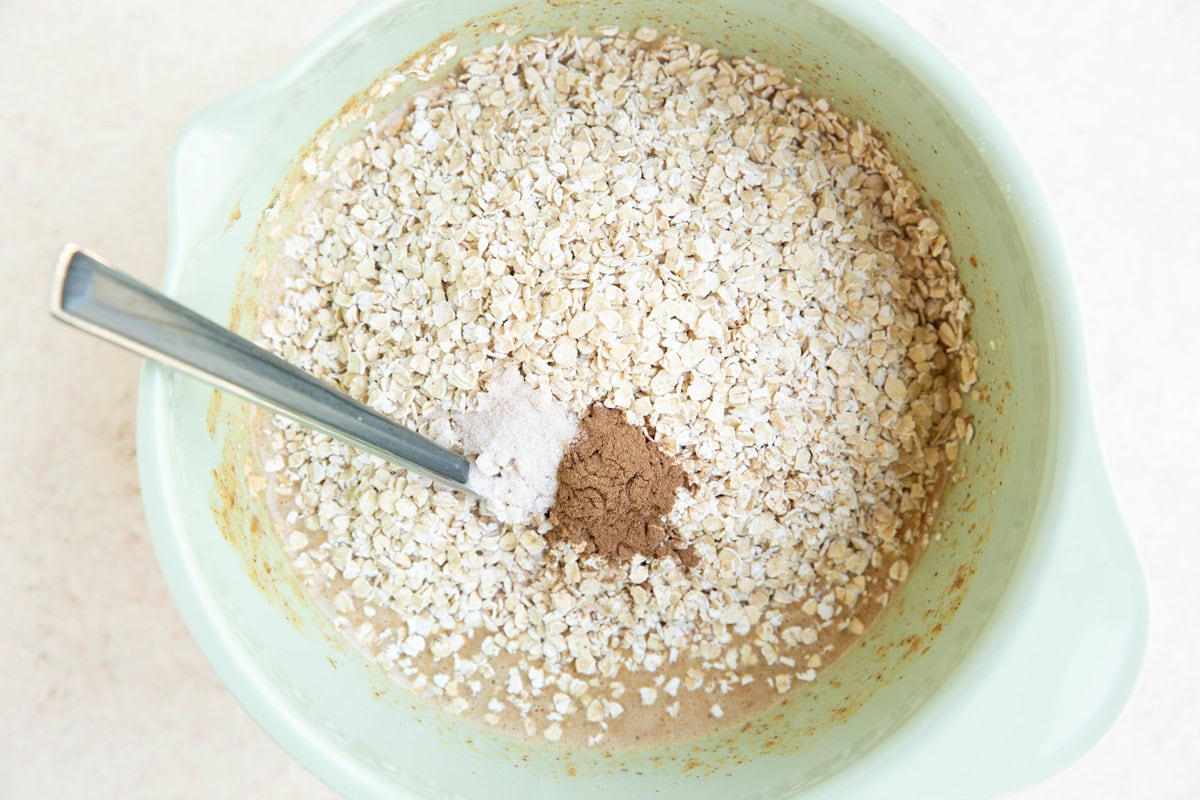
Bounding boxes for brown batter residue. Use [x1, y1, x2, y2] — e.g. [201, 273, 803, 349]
[549, 404, 697, 567]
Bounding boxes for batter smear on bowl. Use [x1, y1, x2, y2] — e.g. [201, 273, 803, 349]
[251, 27, 979, 746]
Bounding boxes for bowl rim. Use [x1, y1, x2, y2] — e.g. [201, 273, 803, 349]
[138, 1, 1143, 797]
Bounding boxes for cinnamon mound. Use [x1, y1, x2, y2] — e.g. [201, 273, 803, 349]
[549, 405, 697, 568]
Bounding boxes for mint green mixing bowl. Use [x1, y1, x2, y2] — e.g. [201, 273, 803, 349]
[138, 0, 1148, 797]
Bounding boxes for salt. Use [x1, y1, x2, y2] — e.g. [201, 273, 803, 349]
[455, 367, 577, 524]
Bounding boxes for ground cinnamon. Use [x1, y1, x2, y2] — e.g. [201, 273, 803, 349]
[549, 404, 697, 568]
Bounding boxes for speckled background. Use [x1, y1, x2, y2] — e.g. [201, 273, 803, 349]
[2, 1, 1196, 797]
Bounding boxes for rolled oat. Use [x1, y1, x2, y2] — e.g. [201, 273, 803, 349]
[254, 27, 979, 746]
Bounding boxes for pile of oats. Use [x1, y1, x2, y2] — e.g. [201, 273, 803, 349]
[254, 27, 978, 746]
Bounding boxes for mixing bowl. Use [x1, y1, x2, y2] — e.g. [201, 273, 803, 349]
[138, 0, 1148, 797]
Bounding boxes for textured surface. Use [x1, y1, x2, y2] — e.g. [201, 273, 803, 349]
[0, 0, 1195, 797]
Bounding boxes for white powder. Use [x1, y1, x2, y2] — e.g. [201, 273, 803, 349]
[455, 367, 578, 524]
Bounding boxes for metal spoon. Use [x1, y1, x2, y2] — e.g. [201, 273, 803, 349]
[50, 245, 475, 494]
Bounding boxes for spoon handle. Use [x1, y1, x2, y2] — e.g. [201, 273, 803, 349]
[50, 245, 473, 493]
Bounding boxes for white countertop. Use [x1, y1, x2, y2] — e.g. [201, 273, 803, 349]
[1, 1, 1195, 797]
